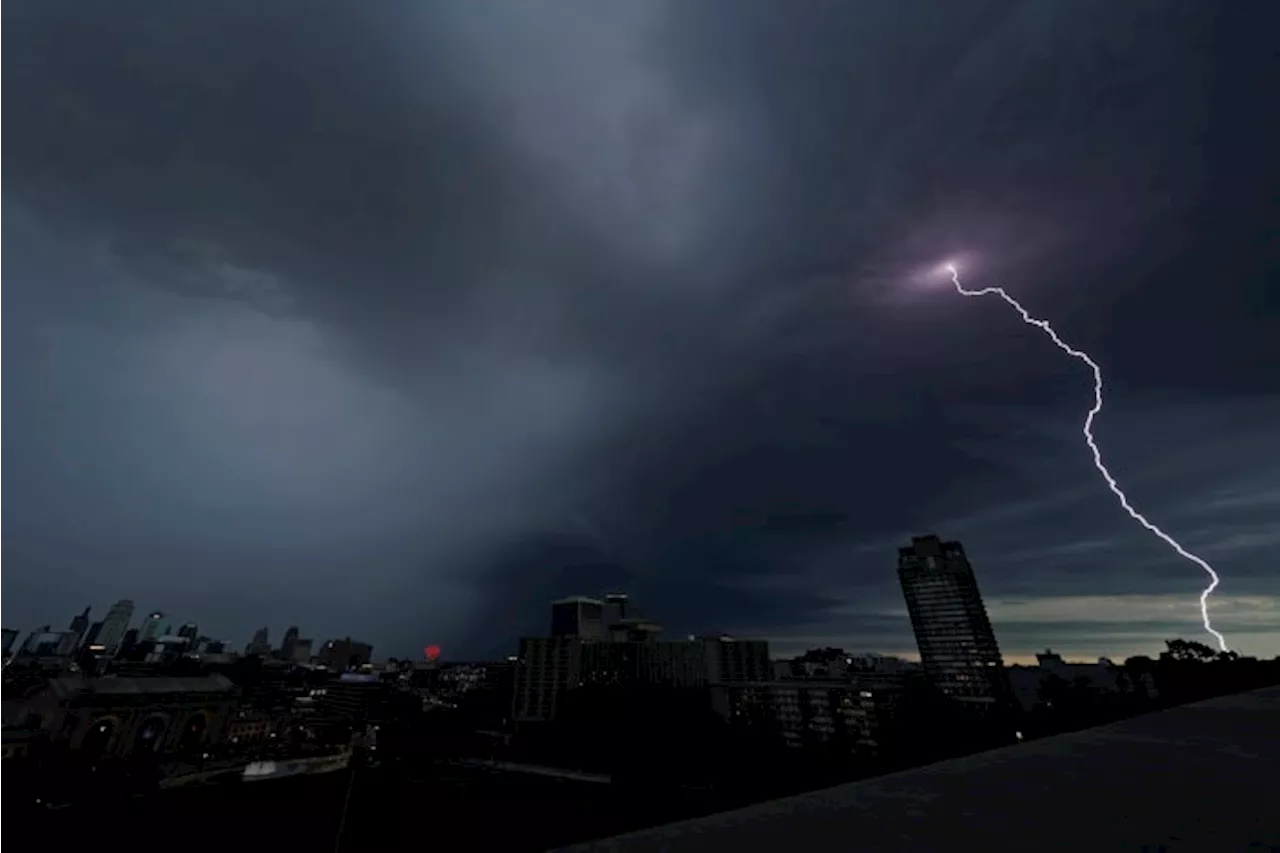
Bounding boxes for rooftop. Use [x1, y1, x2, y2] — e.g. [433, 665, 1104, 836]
[559, 686, 1280, 852]
[49, 673, 237, 698]
[552, 596, 605, 606]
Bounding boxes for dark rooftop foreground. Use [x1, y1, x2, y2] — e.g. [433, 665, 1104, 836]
[558, 686, 1280, 852]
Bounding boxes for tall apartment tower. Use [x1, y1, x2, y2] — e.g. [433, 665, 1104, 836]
[897, 534, 1012, 708]
[97, 599, 135, 653]
[139, 611, 169, 642]
[280, 626, 300, 661]
[549, 596, 608, 641]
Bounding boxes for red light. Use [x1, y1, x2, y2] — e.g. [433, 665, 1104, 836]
[424, 645, 441, 662]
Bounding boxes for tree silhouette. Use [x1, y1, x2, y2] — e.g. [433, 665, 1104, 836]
[1161, 639, 1219, 663]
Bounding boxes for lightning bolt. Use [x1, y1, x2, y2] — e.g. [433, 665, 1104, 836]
[945, 264, 1229, 651]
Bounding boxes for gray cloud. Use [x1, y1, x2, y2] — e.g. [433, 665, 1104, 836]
[4, 2, 1277, 661]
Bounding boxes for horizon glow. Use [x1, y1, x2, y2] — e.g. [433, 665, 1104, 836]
[944, 263, 1229, 652]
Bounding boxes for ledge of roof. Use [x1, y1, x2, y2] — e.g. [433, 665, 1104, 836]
[557, 686, 1280, 852]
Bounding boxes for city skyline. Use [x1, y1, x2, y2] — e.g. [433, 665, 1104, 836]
[3, 554, 1246, 668]
[5, 4, 1278, 664]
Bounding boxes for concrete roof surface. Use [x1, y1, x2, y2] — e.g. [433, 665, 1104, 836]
[557, 686, 1280, 852]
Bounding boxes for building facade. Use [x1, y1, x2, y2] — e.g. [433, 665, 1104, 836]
[512, 636, 583, 722]
[512, 597, 773, 723]
[280, 626, 300, 661]
[709, 676, 906, 757]
[317, 637, 373, 671]
[97, 599, 135, 653]
[21, 673, 239, 759]
[2, 628, 19, 655]
[68, 606, 92, 646]
[550, 596, 608, 640]
[139, 611, 169, 643]
[897, 535, 1013, 709]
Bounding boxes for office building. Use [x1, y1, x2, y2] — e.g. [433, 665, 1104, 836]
[22, 625, 53, 654]
[19, 672, 238, 758]
[3, 628, 21, 655]
[280, 625, 300, 661]
[897, 534, 1012, 708]
[512, 636, 583, 722]
[148, 635, 192, 663]
[711, 678, 903, 755]
[317, 637, 373, 670]
[68, 606, 92, 646]
[1004, 649, 1129, 712]
[512, 595, 773, 722]
[319, 672, 390, 725]
[82, 622, 104, 648]
[699, 635, 772, 683]
[550, 596, 608, 640]
[604, 593, 640, 626]
[139, 611, 169, 643]
[289, 638, 313, 663]
[246, 626, 271, 656]
[97, 599, 135, 652]
[20, 627, 79, 657]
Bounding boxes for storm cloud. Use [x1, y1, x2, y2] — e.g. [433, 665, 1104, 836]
[4, 1, 1278, 662]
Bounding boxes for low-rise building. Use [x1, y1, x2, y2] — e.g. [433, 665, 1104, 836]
[1005, 649, 1127, 712]
[15, 673, 240, 759]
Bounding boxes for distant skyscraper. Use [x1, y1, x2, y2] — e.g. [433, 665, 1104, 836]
[317, 637, 373, 670]
[97, 599, 135, 652]
[280, 625, 300, 661]
[139, 611, 169, 642]
[290, 637, 313, 663]
[897, 534, 1012, 708]
[82, 621, 104, 647]
[247, 626, 271, 656]
[550, 596, 607, 640]
[603, 593, 630, 626]
[23, 625, 53, 654]
[68, 606, 92, 645]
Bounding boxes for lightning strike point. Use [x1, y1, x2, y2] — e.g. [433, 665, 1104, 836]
[948, 267, 1230, 652]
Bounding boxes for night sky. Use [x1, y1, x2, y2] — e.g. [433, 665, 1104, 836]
[4, 2, 1277, 664]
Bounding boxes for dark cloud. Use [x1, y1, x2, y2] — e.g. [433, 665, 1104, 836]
[4, 2, 1277, 661]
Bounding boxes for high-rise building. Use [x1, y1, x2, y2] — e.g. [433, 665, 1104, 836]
[280, 626, 300, 661]
[246, 626, 271, 656]
[290, 638, 313, 663]
[698, 635, 773, 683]
[318, 672, 391, 725]
[139, 611, 169, 642]
[550, 596, 607, 640]
[512, 636, 583, 722]
[317, 637, 373, 670]
[68, 606, 92, 645]
[20, 626, 79, 657]
[603, 593, 630, 625]
[97, 599, 135, 652]
[23, 625, 53, 654]
[3, 628, 21, 655]
[178, 622, 199, 642]
[898, 535, 1012, 708]
[82, 621, 104, 647]
[513, 593, 773, 722]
